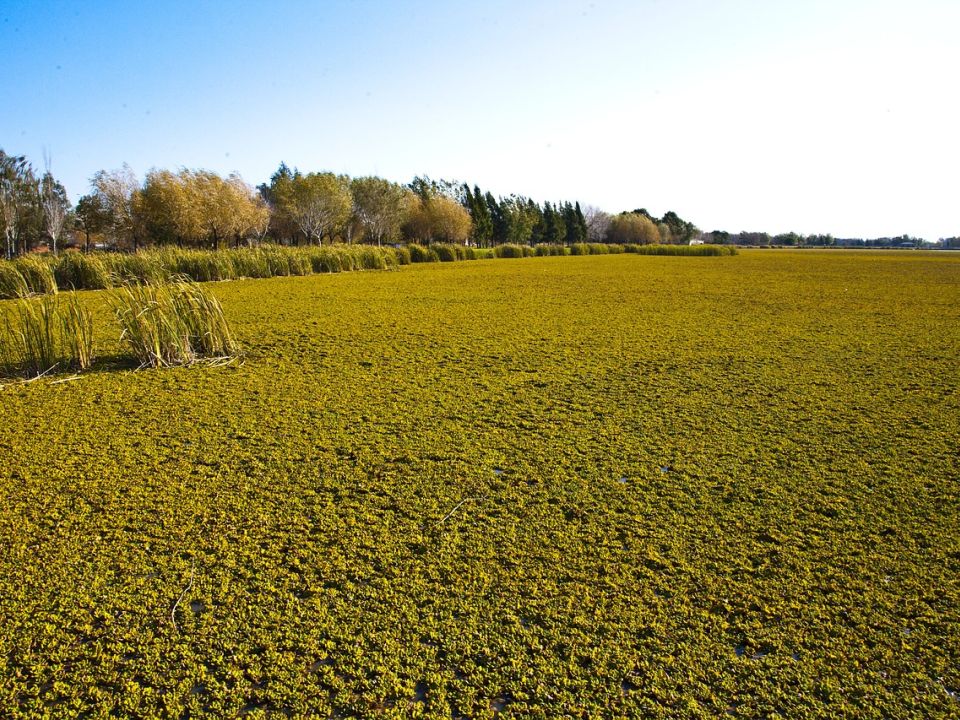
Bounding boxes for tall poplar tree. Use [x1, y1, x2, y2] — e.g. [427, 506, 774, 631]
[467, 185, 492, 247]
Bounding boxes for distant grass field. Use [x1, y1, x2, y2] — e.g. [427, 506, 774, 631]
[1, 251, 958, 718]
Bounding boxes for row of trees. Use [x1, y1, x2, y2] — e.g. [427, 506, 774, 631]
[1, 150, 70, 258]
[6, 148, 957, 255]
[700, 231, 949, 248]
[1, 148, 706, 254]
[702, 230, 838, 247]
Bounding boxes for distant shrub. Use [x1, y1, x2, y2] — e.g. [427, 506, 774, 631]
[358, 246, 388, 270]
[13, 256, 58, 295]
[569, 243, 589, 256]
[697, 244, 738, 256]
[533, 243, 567, 257]
[392, 246, 411, 265]
[622, 244, 738, 256]
[494, 244, 526, 259]
[53, 253, 111, 291]
[335, 247, 358, 272]
[604, 244, 625, 254]
[432, 244, 459, 262]
[0, 264, 29, 299]
[111, 279, 237, 368]
[408, 244, 439, 263]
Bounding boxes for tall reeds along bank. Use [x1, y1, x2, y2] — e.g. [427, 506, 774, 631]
[0, 264, 30, 299]
[622, 243, 738, 256]
[110, 279, 238, 368]
[493, 244, 532, 258]
[408, 244, 440, 263]
[53, 252, 111, 290]
[0, 242, 738, 299]
[99, 252, 168, 285]
[430, 243, 463, 262]
[12, 255, 58, 295]
[534, 244, 569, 256]
[0, 293, 95, 377]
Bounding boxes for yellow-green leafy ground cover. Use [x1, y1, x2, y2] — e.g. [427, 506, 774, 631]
[1, 251, 958, 718]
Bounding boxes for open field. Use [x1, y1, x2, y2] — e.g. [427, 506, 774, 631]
[1, 251, 958, 718]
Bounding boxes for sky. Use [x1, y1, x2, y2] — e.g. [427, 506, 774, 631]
[2, 0, 958, 240]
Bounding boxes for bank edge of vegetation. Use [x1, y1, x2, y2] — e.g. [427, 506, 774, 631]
[0, 243, 735, 380]
[0, 242, 736, 299]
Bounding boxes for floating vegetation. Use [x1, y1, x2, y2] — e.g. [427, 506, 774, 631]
[0, 251, 957, 716]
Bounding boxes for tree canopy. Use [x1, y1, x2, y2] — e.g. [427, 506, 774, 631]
[1, 147, 758, 255]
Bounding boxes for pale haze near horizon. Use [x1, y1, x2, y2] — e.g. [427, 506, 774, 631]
[2, 0, 957, 240]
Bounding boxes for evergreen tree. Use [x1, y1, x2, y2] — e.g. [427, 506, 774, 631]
[485, 192, 507, 245]
[544, 202, 566, 244]
[562, 201, 585, 244]
[542, 202, 555, 243]
[574, 202, 587, 242]
[468, 185, 493, 247]
[528, 200, 546, 244]
[661, 210, 698, 244]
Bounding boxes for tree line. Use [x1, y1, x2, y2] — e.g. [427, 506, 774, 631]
[701, 230, 951, 249]
[2, 148, 707, 256]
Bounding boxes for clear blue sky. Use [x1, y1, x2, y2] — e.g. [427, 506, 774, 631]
[3, 0, 957, 239]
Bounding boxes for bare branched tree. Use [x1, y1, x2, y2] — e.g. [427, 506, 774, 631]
[91, 164, 140, 249]
[41, 152, 69, 254]
[583, 204, 612, 243]
[248, 195, 271, 246]
[287, 172, 352, 245]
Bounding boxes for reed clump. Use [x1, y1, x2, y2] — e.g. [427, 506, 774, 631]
[0, 293, 95, 377]
[493, 244, 527, 259]
[0, 264, 30, 299]
[13, 255, 58, 295]
[53, 252, 111, 290]
[110, 279, 238, 368]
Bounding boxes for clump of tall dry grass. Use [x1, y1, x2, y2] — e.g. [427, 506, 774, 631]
[0, 264, 30, 299]
[110, 279, 238, 368]
[0, 293, 95, 377]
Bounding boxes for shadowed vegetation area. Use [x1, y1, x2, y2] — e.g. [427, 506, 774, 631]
[0, 251, 958, 717]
